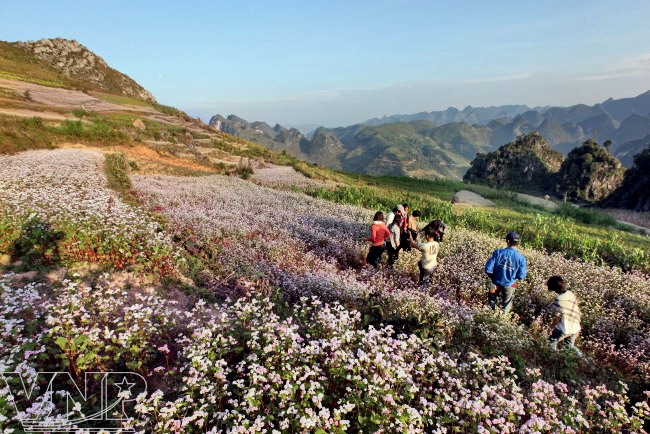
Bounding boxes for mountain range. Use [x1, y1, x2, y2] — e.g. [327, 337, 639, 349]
[210, 91, 650, 179]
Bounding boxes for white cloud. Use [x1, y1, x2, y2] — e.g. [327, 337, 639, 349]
[580, 52, 650, 81]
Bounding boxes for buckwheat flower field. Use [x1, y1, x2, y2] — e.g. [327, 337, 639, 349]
[1, 149, 649, 432]
[0, 149, 178, 272]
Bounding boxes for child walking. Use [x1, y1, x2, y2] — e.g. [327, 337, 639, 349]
[409, 226, 439, 288]
[547, 275, 583, 357]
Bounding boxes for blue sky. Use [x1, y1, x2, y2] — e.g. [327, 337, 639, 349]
[3, 0, 650, 128]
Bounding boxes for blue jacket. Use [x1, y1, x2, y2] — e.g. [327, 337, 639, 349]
[484, 247, 527, 287]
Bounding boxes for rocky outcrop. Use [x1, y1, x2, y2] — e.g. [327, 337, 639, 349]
[18, 38, 156, 102]
[555, 139, 625, 203]
[463, 132, 564, 191]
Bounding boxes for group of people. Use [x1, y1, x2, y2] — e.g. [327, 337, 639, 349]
[365, 210, 583, 357]
[364, 203, 446, 289]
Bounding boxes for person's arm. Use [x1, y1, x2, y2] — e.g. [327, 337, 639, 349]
[516, 257, 527, 281]
[550, 314, 561, 330]
[408, 232, 418, 248]
[485, 251, 496, 281]
[365, 226, 374, 243]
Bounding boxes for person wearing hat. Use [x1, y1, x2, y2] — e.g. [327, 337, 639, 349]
[484, 231, 527, 314]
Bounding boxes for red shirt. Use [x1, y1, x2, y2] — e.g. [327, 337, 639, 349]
[366, 222, 390, 246]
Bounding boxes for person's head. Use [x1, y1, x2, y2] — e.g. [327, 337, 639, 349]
[402, 203, 409, 213]
[547, 275, 566, 294]
[505, 231, 520, 246]
[429, 220, 447, 241]
[424, 226, 436, 241]
[373, 211, 384, 222]
[392, 206, 399, 214]
[412, 210, 421, 218]
[396, 204, 405, 216]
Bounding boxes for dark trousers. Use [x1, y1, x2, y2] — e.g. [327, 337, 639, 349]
[366, 245, 385, 268]
[386, 244, 399, 268]
[487, 285, 516, 313]
[399, 232, 411, 252]
[418, 262, 435, 288]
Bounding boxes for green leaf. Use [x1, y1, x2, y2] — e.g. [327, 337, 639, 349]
[55, 336, 68, 349]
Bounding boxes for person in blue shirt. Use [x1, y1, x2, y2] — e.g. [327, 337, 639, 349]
[484, 231, 527, 314]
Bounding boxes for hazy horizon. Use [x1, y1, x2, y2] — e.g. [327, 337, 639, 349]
[3, 0, 650, 127]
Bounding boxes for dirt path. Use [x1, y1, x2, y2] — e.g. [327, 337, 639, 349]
[452, 190, 495, 207]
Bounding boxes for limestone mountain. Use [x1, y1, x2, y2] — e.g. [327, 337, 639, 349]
[209, 114, 309, 158]
[210, 115, 493, 179]
[555, 139, 625, 203]
[463, 132, 564, 192]
[210, 90, 650, 184]
[14, 38, 155, 101]
[367, 91, 650, 166]
[365, 104, 533, 126]
[613, 135, 650, 167]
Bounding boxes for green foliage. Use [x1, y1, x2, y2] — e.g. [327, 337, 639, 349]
[20, 116, 44, 129]
[1, 116, 57, 154]
[553, 202, 617, 226]
[59, 120, 84, 136]
[603, 146, 650, 211]
[151, 102, 194, 121]
[72, 108, 89, 118]
[555, 139, 626, 203]
[55, 119, 128, 141]
[464, 132, 563, 192]
[305, 185, 454, 225]
[105, 153, 132, 193]
[8, 216, 64, 267]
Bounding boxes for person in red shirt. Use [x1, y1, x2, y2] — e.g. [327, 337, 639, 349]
[365, 211, 390, 269]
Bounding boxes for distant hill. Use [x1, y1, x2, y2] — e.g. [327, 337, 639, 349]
[463, 132, 564, 193]
[364, 104, 534, 126]
[209, 91, 650, 181]
[210, 115, 494, 179]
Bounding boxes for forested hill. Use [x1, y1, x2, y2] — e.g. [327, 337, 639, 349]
[210, 91, 650, 179]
